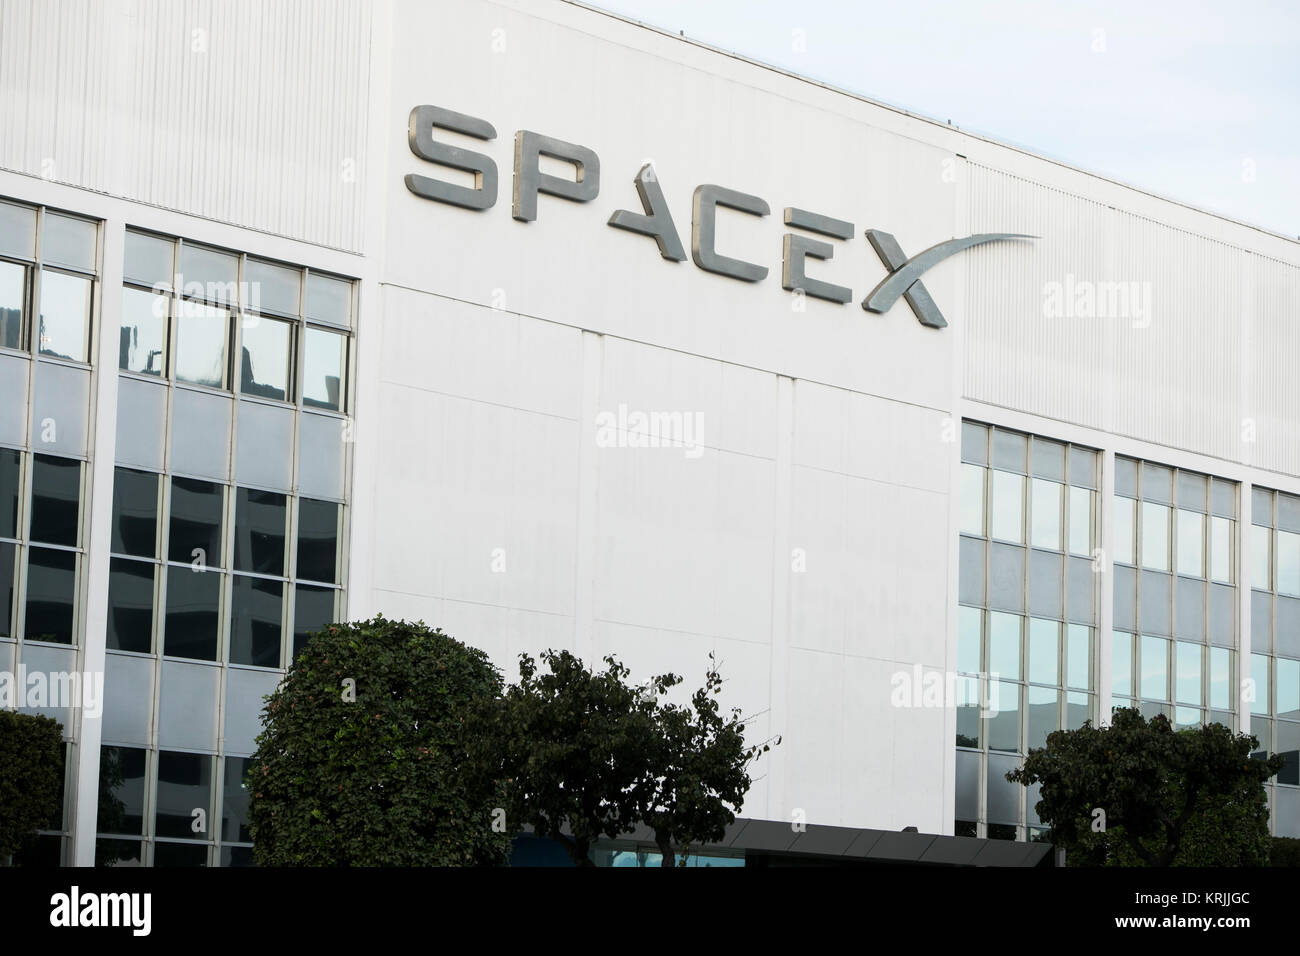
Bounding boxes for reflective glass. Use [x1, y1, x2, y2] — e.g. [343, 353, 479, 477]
[292, 584, 334, 659]
[1142, 463, 1173, 504]
[107, 557, 153, 653]
[163, 567, 220, 661]
[0, 260, 26, 350]
[1027, 618, 1057, 685]
[29, 455, 79, 546]
[24, 547, 75, 643]
[296, 498, 339, 584]
[1141, 635, 1169, 700]
[40, 213, 97, 272]
[1210, 516, 1232, 583]
[1112, 631, 1133, 697]
[233, 488, 286, 576]
[1114, 497, 1135, 565]
[960, 422, 987, 466]
[302, 327, 345, 411]
[991, 471, 1023, 542]
[305, 273, 351, 327]
[111, 467, 158, 558]
[1141, 502, 1170, 572]
[168, 478, 222, 568]
[1114, 457, 1138, 498]
[1066, 691, 1090, 730]
[1176, 509, 1204, 578]
[154, 751, 213, 839]
[243, 259, 300, 317]
[1068, 486, 1091, 556]
[177, 244, 237, 300]
[222, 757, 253, 842]
[238, 314, 291, 401]
[0, 541, 14, 637]
[154, 842, 208, 867]
[119, 286, 168, 375]
[97, 746, 147, 835]
[37, 270, 91, 362]
[957, 605, 981, 674]
[0, 447, 20, 539]
[960, 463, 984, 536]
[1031, 438, 1065, 482]
[1251, 653, 1270, 716]
[1278, 658, 1300, 722]
[229, 575, 282, 668]
[1253, 525, 1272, 591]
[1067, 624, 1091, 690]
[987, 681, 1021, 752]
[123, 231, 174, 287]
[989, 612, 1021, 681]
[1027, 685, 1057, 749]
[1278, 531, 1300, 597]
[1030, 478, 1061, 551]
[175, 301, 228, 388]
[0, 201, 37, 259]
[1175, 641, 1202, 705]
[955, 675, 980, 748]
[1209, 646, 1231, 711]
[991, 430, 1026, 473]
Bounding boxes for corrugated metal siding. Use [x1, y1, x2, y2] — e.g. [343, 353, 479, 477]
[965, 162, 1299, 475]
[0, 0, 370, 252]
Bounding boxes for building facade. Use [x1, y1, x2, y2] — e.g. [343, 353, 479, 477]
[0, 0, 1296, 865]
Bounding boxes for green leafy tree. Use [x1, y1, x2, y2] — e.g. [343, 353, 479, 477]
[247, 616, 510, 866]
[475, 649, 773, 866]
[0, 711, 63, 864]
[1008, 707, 1283, 866]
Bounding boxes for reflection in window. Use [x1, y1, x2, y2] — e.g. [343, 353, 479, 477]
[233, 488, 286, 576]
[296, 499, 339, 584]
[174, 300, 228, 388]
[987, 681, 1020, 752]
[0, 541, 15, 637]
[960, 463, 984, 536]
[222, 757, 253, 842]
[988, 612, 1021, 681]
[1067, 624, 1091, 690]
[37, 270, 91, 362]
[154, 751, 212, 839]
[238, 314, 291, 401]
[0, 447, 17, 539]
[97, 746, 147, 836]
[41, 213, 97, 272]
[1253, 525, 1272, 591]
[244, 259, 299, 317]
[1068, 486, 1091, 556]
[163, 566, 220, 661]
[1278, 531, 1300, 597]
[1114, 498, 1135, 565]
[957, 606, 981, 675]
[1177, 509, 1204, 578]
[1030, 478, 1061, 551]
[154, 842, 208, 867]
[1141, 502, 1170, 572]
[111, 468, 158, 558]
[305, 272, 351, 326]
[29, 455, 80, 547]
[1027, 618, 1057, 685]
[0, 260, 26, 350]
[119, 287, 168, 375]
[292, 584, 335, 659]
[229, 575, 282, 667]
[107, 558, 153, 653]
[1175, 642, 1202, 705]
[991, 471, 1023, 543]
[1276, 658, 1299, 721]
[1209, 647, 1231, 711]
[168, 478, 222, 567]
[1251, 654, 1270, 716]
[24, 547, 76, 643]
[1141, 635, 1168, 701]
[1210, 516, 1232, 583]
[302, 327, 345, 411]
[123, 231, 174, 287]
[1113, 631, 1133, 698]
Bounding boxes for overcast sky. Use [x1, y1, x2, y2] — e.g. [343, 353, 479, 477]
[585, 0, 1300, 239]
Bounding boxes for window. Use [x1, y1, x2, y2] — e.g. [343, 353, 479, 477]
[97, 746, 147, 836]
[0, 259, 26, 350]
[233, 488, 286, 576]
[229, 575, 282, 667]
[163, 566, 221, 661]
[119, 286, 168, 375]
[174, 300, 229, 388]
[37, 270, 92, 362]
[302, 326, 346, 411]
[111, 468, 159, 558]
[296, 498, 339, 584]
[168, 478, 223, 567]
[29, 455, 80, 547]
[238, 314, 292, 401]
[24, 547, 76, 644]
[154, 751, 213, 840]
[107, 558, 154, 654]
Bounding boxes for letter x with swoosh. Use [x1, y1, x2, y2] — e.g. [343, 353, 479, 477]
[862, 230, 1035, 328]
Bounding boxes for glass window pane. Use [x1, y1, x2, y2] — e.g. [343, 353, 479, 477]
[1067, 624, 1091, 690]
[1251, 653, 1269, 716]
[1175, 641, 1202, 705]
[1142, 463, 1173, 505]
[0, 200, 37, 260]
[1177, 472, 1207, 512]
[119, 286, 168, 375]
[238, 314, 292, 401]
[1030, 478, 1062, 551]
[292, 584, 335, 660]
[991, 471, 1023, 542]
[1276, 657, 1299, 721]
[1114, 496, 1135, 566]
[154, 751, 213, 839]
[25, 546, 76, 644]
[244, 259, 300, 317]
[1115, 457, 1138, 498]
[1211, 479, 1236, 519]
[1031, 438, 1065, 482]
[175, 300, 229, 388]
[1209, 646, 1231, 710]
[987, 681, 1021, 752]
[1113, 631, 1133, 697]
[957, 605, 981, 674]
[0, 541, 15, 637]
[222, 757, 253, 842]
[305, 273, 351, 327]
[123, 231, 174, 287]
[168, 477, 222, 568]
[296, 498, 339, 584]
[178, 244, 237, 301]
[1066, 691, 1090, 730]
[960, 463, 984, 536]
[1068, 487, 1091, 557]
[1027, 618, 1057, 685]
[1253, 525, 1272, 591]
[29, 454, 80, 547]
[163, 566, 221, 661]
[111, 467, 158, 558]
[233, 488, 286, 576]
[37, 270, 91, 362]
[97, 746, 147, 835]
[41, 213, 97, 272]
[1176, 509, 1204, 578]
[154, 841, 208, 867]
[1027, 685, 1057, 750]
[1141, 502, 1170, 572]
[107, 557, 153, 653]
[302, 327, 345, 411]
[0, 447, 21, 539]
[1278, 531, 1300, 597]
[1210, 516, 1232, 583]
[989, 611, 1021, 681]
[1069, 446, 1097, 489]
[1253, 488, 1274, 527]
[955, 676, 980, 748]
[991, 430, 1026, 473]
[0, 260, 27, 350]
[1280, 494, 1300, 534]
[1141, 635, 1169, 701]
[960, 422, 987, 466]
[230, 575, 282, 667]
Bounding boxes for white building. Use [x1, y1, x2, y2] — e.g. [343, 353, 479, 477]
[0, 0, 1296, 866]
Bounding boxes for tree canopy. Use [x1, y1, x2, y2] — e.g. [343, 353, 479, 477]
[0, 710, 63, 864]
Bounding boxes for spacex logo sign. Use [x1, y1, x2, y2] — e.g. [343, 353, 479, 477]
[404, 105, 1033, 329]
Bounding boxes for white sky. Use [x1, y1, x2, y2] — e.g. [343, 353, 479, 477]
[585, 0, 1300, 238]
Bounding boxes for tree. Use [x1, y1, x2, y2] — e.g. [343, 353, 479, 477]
[247, 616, 510, 866]
[1008, 707, 1284, 866]
[475, 649, 772, 866]
[0, 711, 63, 864]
